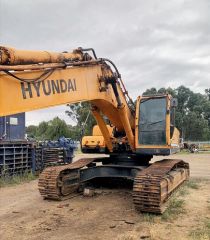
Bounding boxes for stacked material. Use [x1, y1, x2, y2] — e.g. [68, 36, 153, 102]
[0, 141, 33, 176]
[34, 137, 78, 172]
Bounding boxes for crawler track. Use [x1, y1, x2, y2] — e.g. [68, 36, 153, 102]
[38, 158, 189, 214]
[133, 159, 190, 213]
[38, 158, 96, 200]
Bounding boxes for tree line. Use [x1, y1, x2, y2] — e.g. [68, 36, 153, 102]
[26, 85, 210, 141]
[143, 86, 210, 141]
[26, 117, 80, 140]
[26, 102, 95, 141]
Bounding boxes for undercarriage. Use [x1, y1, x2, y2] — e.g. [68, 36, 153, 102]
[38, 155, 189, 214]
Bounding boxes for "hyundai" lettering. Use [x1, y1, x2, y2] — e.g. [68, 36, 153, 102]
[21, 79, 77, 99]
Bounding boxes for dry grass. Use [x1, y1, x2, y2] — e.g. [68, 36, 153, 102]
[189, 219, 210, 240]
[161, 180, 201, 221]
[0, 171, 37, 187]
[161, 197, 185, 221]
[185, 180, 200, 190]
[142, 213, 155, 223]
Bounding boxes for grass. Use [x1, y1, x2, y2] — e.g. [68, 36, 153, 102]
[178, 150, 191, 155]
[177, 179, 200, 197]
[161, 180, 201, 221]
[179, 150, 210, 155]
[185, 180, 200, 190]
[0, 171, 37, 187]
[178, 185, 189, 196]
[141, 196, 186, 223]
[141, 180, 199, 222]
[142, 213, 155, 223]
[161, 197, 185, 221]
[189, 219, 210, 240]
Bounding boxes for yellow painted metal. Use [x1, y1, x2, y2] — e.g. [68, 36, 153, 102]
[82, 135, 105, 148]
[165, 95, 171, 146]
[0, 65, 134, 135]
[0, 46, 181, 155]
[92, 125, 113, 136]
[135, 95, 177, 151]
[81, 125, 114, 151]
[0, 48, 135, 151]
[0, 46, 83, 65]
[0, 65, 109, 115]
[170, 127, 180, 147]
[117, 104, 135, 151]
[91, 107, 113, 152]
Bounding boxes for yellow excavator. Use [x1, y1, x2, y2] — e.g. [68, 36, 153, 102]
[0, 46, 189, 213]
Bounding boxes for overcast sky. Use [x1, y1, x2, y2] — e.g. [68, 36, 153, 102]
[0, 0, 210, 125]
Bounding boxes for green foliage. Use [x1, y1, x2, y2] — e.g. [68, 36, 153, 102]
[27, 103, 96, 141]
[45, 117, 71, 140]
[26, 103, 96, 140]
[26, 117, 75, 140]
[161, 198, 185, 221]
[66, 102, 96, 136]
[177, 180, 200, 196]
[26, 125, 37, 138]
[143, 85, 210, 141]
[205, 88, 210, 101]
[185, 180, 200, 189]
[35, 121, 49, 140]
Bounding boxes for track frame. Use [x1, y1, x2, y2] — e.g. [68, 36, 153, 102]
[38, 157, 189, 214]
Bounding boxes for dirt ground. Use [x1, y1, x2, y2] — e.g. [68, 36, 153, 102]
[0, 153, 210, 240]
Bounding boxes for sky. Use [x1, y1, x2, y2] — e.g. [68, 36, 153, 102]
[0, 0, 210, 125]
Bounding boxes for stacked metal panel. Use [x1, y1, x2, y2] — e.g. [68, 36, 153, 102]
[0, 141, 33, 176]
[34, 147, 66, 172]
[34, 137, 78, 172]
[0, 138, 77, 176]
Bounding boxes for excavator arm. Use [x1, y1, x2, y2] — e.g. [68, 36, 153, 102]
[0, 46, 135, 152]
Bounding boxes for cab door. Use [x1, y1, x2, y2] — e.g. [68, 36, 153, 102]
[139, 97, 167, 145]
[135, 95, 171, 156]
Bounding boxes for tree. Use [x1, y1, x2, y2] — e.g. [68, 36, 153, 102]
[35, 121, 48, 140]
[26, 125, 37, 138]
[66, 102, 96, 136]
[205, 88, 210, 101]
[142, 87, 157, 96]
[26, 117, 75, 140]
[203, 101, 210, 126]
[143, 87, 176, 96]
[183, 112, 210, 141]
[45, 117, 71, 140]
[142, 85, 210, 141]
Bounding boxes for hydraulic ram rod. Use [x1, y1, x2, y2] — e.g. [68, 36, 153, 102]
[0, 46, 83, 65]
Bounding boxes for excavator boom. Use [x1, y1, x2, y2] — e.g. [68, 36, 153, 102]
[0, 46, 135, 152]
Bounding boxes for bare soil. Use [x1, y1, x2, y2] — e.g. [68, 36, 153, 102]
[0, 153, 210, 240]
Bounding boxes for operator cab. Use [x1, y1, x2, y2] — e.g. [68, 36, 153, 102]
[135, 94, 180, 156]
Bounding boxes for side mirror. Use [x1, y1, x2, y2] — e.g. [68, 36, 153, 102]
[171, 98, 178, 107]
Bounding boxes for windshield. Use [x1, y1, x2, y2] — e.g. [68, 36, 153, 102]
[138, 97, 166, 145]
